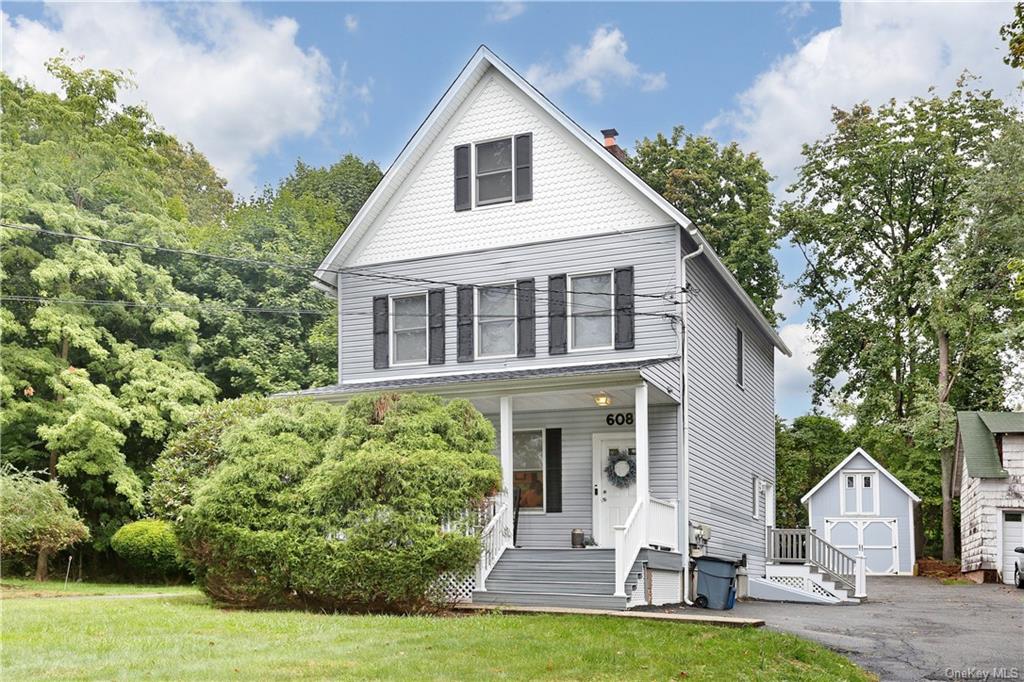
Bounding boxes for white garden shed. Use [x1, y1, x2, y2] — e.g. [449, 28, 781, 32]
[801, 448, 921, 575]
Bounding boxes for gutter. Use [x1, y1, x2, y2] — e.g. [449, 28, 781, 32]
[679, 232, 704, 606]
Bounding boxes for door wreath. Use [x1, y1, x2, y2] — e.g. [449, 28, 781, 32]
[604, 449, 636, 488]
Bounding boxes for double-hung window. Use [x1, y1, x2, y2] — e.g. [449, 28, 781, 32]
[391, 293, 427, 364]
[476, 283, 516, 358]
[569, 272, 613, 350]
[513, 429, 545, 512]
[476, 138, 513, 206]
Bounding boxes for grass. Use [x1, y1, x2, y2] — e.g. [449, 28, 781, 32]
[0, 585, 871, 681]
[1, 578, 199, 599]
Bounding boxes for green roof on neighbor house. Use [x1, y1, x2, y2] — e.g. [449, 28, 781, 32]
[956, 411, 1024, 479]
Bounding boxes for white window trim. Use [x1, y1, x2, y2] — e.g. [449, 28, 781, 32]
[513, 427, 546, 514]
[475, 282, 518, 359]
[473, 135, 515, 209]
[388, 292, 429, 367]
[568, 271, 615, 352]
[752, 476, 768, 520]
[839, 469, 880, 516]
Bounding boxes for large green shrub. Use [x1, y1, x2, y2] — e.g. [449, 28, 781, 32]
[0, 466, 90, 567]
[110, 520, 183, 580]
[174, 394, 499, 612]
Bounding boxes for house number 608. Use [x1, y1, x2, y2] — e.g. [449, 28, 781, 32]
[606, 413, 634, 426]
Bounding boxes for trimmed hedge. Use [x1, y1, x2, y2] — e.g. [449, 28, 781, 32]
[110, 520, 183, 580]
[173, 394, 500, 612]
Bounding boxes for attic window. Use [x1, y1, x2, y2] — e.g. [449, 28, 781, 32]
[476, 139, 513, 205]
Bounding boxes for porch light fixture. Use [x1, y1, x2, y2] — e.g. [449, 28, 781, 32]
[593, 392, 612, 408]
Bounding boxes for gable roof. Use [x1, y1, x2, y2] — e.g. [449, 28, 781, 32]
[800, 447, 921, 505]
[956, 411, 1021, 479]
[313, 46, 790, 356]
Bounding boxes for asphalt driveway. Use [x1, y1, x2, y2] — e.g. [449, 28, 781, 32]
[729, 577, 1024, 681]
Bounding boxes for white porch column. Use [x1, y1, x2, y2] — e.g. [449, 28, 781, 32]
[635, 383, 650, 521]
[499, 396, 513, 502]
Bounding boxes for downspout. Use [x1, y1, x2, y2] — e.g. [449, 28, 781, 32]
[679, 233, 704, 606]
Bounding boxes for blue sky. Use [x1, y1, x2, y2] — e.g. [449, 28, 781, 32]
[3, 2, 1020, 418]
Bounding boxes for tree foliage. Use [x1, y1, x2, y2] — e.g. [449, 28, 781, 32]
[175, 394, 500, 612]
[1002, 3, 1024, 69]
[629, 126, 781, 323]
[0, 466, 90, 562]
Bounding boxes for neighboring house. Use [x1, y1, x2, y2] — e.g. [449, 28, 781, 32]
[956, 411, 1024, 584]
[800, 448, 920, 576]
[293, 46, 793, 610]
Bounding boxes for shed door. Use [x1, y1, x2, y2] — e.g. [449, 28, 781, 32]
[825, 518, 899, 575]
[1002, 511, 1023, 585]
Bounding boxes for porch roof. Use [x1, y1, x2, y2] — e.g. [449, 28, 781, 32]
[278, 357, 679, 404]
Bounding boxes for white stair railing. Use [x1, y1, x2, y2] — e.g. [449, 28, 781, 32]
[768, 527, 858, 592]
[613, 498, 645, 597]
[647, 497, 678, 551]
[459, 492, 511, 592]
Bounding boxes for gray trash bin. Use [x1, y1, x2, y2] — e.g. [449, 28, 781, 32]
[694, 556, 737, 610]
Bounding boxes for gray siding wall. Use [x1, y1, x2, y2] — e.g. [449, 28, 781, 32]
[806, 453, 915, 574]
[685, 252, 775, 576]
[487, 404, 678, 548]
[640, 358, 682, 403]
[339, 226, 679, 382]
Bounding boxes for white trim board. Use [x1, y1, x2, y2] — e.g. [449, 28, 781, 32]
[801, 447, 922, 505]
[312, 46, 790, 356]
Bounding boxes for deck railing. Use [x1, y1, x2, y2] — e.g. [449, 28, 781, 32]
[613, 499, 645, 597]
[647, 497, 678, 551]
[768, 527, 858, 591]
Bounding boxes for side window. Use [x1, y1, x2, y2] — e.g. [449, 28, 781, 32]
[512, 430, 545, 511]
[736, 327, 745, 387]
[391, 294, 427, 364]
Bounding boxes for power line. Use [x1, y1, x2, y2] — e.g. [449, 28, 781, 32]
[0, 222, 683, 304]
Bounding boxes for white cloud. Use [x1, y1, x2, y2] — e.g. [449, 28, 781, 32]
[525, 26, 667, 102]
[710, 2, 1023, 192]
[487, 1, 525, 23]
[344, 14, 358, 33]
[779, 1, 812, 22]
[2, 3, 336, 193]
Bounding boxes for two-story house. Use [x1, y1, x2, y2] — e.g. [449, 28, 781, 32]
[296, 46, 794, 610]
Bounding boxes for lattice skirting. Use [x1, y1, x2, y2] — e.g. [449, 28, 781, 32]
[435, 572, 476, 603]
[766, 575, 835, 599]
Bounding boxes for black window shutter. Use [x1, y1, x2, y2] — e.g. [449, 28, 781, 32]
[514, 133, 533, 202]
[454, 144, 471, 212]
[545, 428, 562, 513]
[372, 295, 389, 369]
[516, 278, 535, 358]
[456, 285, 474, 362]
[428, 288, 445, 365]
[614, 267, 635, 350]
[548, 274, 567, 355]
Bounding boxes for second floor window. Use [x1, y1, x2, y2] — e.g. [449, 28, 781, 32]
[569, 272, 613, 350]
[477, 283, 517, 357]
[391, 293, 427, 364]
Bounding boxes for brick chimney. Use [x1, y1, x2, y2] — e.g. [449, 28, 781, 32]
[601, 128, 628, 163]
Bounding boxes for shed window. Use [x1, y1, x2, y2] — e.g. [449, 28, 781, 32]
[391, 294, 427, 364]
[569, 272, 613, 350]
[476, 139, 513, 206]
[513, 430, 545, 511]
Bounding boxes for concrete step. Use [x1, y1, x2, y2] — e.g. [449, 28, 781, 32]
[472, 590, 629, 611]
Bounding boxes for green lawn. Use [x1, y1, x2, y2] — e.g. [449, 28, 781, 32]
[1, 588, 871, 681]
[1, 578, 199, 598]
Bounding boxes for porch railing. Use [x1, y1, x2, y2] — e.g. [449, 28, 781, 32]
[647, 496, 678, 551]
[442, 492, 512, 592]
[768, 527, 859, 592]
[613, 499, 645, 597]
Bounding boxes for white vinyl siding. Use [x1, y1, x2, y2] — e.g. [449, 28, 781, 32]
[390, 294, 428, 364]
[569, 272, 613, 351]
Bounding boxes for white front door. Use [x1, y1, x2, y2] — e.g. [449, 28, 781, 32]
[825, 517, 899, 575]
[592, 435, 637, 546]
[1001, 511, 1023, 585]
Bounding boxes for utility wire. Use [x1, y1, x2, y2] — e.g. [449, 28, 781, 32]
[0, 222, 683, 304]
